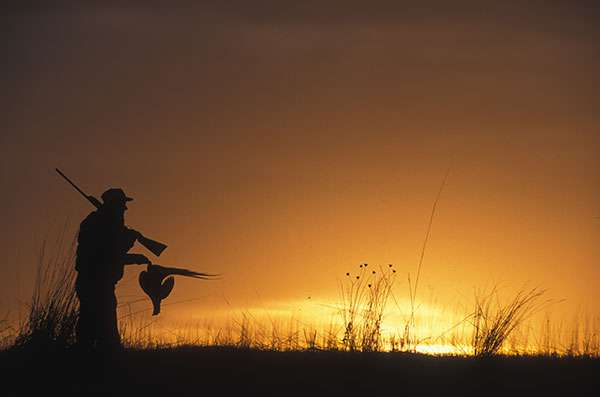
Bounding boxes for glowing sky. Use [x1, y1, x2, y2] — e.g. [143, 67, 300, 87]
[2, 3, 599, 334]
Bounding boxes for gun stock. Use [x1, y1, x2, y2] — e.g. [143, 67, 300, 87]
[138, 234, 168, 257]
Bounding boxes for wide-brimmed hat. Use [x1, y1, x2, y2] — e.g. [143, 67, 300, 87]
[101, 188, 133, 204]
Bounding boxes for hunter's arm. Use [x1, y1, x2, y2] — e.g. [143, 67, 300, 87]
[123, 253, 151, 265]
[120, 228, 149, 265]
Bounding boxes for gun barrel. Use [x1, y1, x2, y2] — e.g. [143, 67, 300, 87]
[56, 168, 100, 209]
[56, 168, 167, 256]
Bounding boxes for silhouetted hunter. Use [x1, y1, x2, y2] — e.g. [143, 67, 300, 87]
[56, 169, 218, 348]
[56, 169, 167, 349]
[75, 188, 152, 349]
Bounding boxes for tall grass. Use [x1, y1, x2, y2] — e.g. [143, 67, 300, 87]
[558, 312, 600, 356]
[406, 168, 449, 351]
[470, 286, 547, 357]
[13, 239, 79, 351]
[5, 233, 597, 357]
[0, 311, 12, 349]
[339, 263, 396, 352]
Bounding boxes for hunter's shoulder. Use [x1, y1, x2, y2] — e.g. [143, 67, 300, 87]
[80, 211, 100, 227]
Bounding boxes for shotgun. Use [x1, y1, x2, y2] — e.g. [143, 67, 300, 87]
[55, 168, 167, 257]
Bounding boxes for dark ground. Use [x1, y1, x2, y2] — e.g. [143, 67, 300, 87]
[1, 346, 599, 397]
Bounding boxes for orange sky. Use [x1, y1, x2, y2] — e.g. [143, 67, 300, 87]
[2, 3, 599, 335]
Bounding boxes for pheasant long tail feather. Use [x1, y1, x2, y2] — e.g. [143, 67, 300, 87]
[153, 265, 220, 279]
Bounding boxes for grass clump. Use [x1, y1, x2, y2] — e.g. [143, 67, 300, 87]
[13, 239, 79, 351]
[470, 286, 547, 357]
[339, 263, 396, 352]
[0, 311, 13, 349]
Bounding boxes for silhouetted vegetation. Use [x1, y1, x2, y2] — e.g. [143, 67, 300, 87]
[339, 263, 396, 352]
[470, 287, 547, 356]
[3, 247, 599, 357]
[2, 238, 599, 396]
[13, 239, 78, 351]
[0, 312, 11, 349]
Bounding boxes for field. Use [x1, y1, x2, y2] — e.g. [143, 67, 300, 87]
[2, 242, 598, 396]
[2, 346, 599, 396]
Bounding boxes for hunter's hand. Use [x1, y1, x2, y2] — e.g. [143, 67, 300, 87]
[127, 228, 142, 240]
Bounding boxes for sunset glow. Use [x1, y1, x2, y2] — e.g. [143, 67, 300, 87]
[4, 5, 600, 397]
[2, 3, 599, 357]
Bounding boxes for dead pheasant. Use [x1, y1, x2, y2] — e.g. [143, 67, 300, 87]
[138, 264, 219, 315]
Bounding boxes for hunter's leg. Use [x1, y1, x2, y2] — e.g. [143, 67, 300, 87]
[96, 285, 121, 350]
[75, 283, 95, 349]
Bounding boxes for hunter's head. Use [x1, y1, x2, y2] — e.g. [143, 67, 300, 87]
[101, 188, 133, 215]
